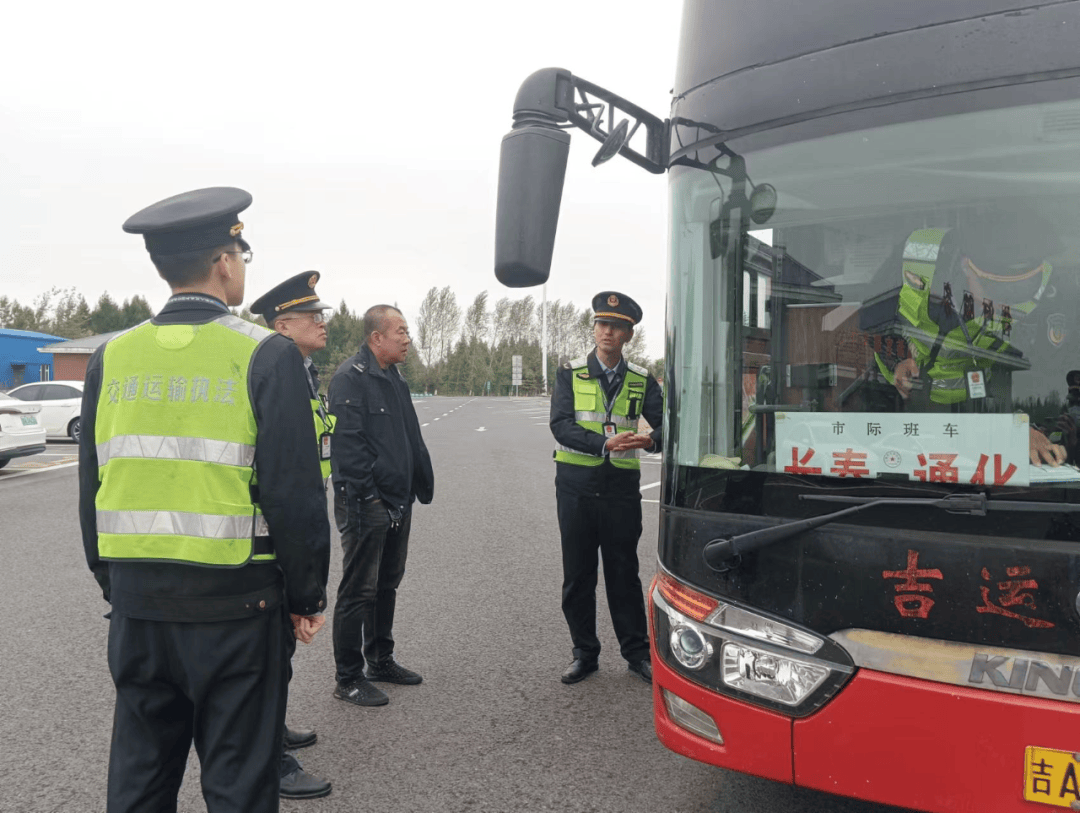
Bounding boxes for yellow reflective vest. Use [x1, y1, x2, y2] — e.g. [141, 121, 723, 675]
[94, 315, 276, 567]
[553, 358, 648, 470]
[877, 227, 1052, 404]
[311, 394, 336, 479]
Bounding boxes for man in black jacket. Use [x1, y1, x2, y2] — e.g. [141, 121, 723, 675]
[329, 304, 434, 707]
[80, 187, 331, 812]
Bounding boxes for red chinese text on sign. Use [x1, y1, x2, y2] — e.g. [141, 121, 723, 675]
[977, 566, 1054, 629]
[830, 448, 870, 478]
[883, 549, 944, 619]
[913, 453, 959, 483]
[784, 447, 822, 475]
[969, 453, 1018, 486]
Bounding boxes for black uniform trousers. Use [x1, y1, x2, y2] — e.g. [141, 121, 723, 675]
[332, 495, 412, 686]
[555, 463, 649, 664]
[106, 606, 293, 813]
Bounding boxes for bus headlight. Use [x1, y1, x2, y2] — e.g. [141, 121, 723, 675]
[671, 624, 712, 670]
[721, 641, 830, 706]
[652, 571, 854, 717]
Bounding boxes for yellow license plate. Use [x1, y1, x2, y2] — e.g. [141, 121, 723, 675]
[1024, 747, 1080, 808]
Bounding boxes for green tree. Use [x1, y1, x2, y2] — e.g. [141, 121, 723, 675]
[89, 293, 125, 334]
[312, 301, 369, 391]
[120, 295, 154, 328]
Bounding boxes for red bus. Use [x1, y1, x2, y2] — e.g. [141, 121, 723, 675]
[495, 2, 1080, 811]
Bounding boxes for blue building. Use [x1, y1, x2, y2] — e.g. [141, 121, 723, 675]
[0, 328, 65, 389]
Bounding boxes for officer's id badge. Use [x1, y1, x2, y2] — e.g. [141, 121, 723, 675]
[320, 432, 332, 460]
[602, 421, 618, 438]
[967, 370, 987, 399]
[576, 372, 591, 380]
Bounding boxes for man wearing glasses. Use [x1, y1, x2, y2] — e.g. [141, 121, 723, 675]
[80, 187, 330, 812]
[251, 272, 336, 800]
[252, 271, 335, 476]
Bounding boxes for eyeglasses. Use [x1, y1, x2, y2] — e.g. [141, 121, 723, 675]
[214, 249, 253, 264]
[279, 311, 327, 324]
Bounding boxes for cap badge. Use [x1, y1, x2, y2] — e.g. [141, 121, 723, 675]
[607, 294, 619, 307]
[308, 274, 318, 289]
[229, 222, 244, 237]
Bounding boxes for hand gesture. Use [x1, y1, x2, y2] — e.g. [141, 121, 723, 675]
[1029, 426, 1066, 467]
[892, 358, 919, 399]
[605, 432, 653, 452]
[290, 613, 327, 645]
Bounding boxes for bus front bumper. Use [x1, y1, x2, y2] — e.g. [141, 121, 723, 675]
[653, 653, 1080, 812]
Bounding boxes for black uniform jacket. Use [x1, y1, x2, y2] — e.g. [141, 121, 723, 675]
[550, 349, 663, 493]
[79, 294, 331, 621]
[328, 344, 434, 513]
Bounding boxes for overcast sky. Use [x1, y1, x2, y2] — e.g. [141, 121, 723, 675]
[0, 1, 681, 358]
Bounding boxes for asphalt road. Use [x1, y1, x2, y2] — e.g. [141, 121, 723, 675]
[0, 397, 915, 813]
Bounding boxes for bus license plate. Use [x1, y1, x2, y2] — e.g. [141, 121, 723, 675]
[20, 415, 36, 426]
[1024, 746, 1080, 808]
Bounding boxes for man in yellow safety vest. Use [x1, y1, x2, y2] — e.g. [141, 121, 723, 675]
[550, 291, 663, 686]
[79, 187, 331, 811]
[251, 270, 338, 799]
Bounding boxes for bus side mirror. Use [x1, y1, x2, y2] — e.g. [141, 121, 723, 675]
[494, 124, 571, 288]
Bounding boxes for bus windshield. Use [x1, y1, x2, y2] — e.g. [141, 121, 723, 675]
[669, 96, 1080, 511]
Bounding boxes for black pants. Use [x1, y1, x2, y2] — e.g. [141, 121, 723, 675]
[106, 606, 291, 813]
[332, 495, 412, 686]
[555, 477, 649, 663]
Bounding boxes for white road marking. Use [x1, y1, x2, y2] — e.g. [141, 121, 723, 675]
[422, 423, 430, 427]
[640, 482, 661, 491]
[476, 427, 486, 432]
[643, 499, 660, 505]
[0, 461, 80, 480]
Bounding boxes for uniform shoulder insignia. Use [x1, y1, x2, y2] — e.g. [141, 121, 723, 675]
[352, 361, 367, 374]
[627, 361, 648, 376]
[569, 356, 587, 368]
[562, 360, 574, 369]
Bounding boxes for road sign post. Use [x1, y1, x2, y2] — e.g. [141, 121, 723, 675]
[512, 354, 523, 395]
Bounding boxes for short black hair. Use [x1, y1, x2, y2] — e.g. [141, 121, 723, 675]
[363, 305, 402, 343]
[151, 240, 242, 289]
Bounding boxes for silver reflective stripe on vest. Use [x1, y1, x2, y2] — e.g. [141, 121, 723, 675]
[217, 314, 272, 341]
[553, 442, 635, 460]
[97, 435, 255, 467]
[931, 376, 968, 395]
[555, 442, 602, 458]
[575, 411, 635, 428]
[97, 509, 266, 539]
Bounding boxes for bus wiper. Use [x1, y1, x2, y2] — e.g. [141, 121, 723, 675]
[702, 493, 1080, 572]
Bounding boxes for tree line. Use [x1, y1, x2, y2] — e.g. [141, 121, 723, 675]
[0, 288, 153, 338]
[310, 287, 659, 396]
[1, 286, 660, 396]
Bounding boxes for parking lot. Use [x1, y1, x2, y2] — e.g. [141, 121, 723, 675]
[0, 440, 79, 479]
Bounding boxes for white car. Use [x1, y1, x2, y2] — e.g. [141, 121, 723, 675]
[7, 380, 84, 441]
[0, 392, 47, 469]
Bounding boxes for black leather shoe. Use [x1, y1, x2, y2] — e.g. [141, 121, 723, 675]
[280, 766, 332, 799]
[561, 658, 599, 684]
[628, 659, 653, 684]
[333, 678, 389, 706]
[366, 659, 423, 685]
[284, 725, 317, 750]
